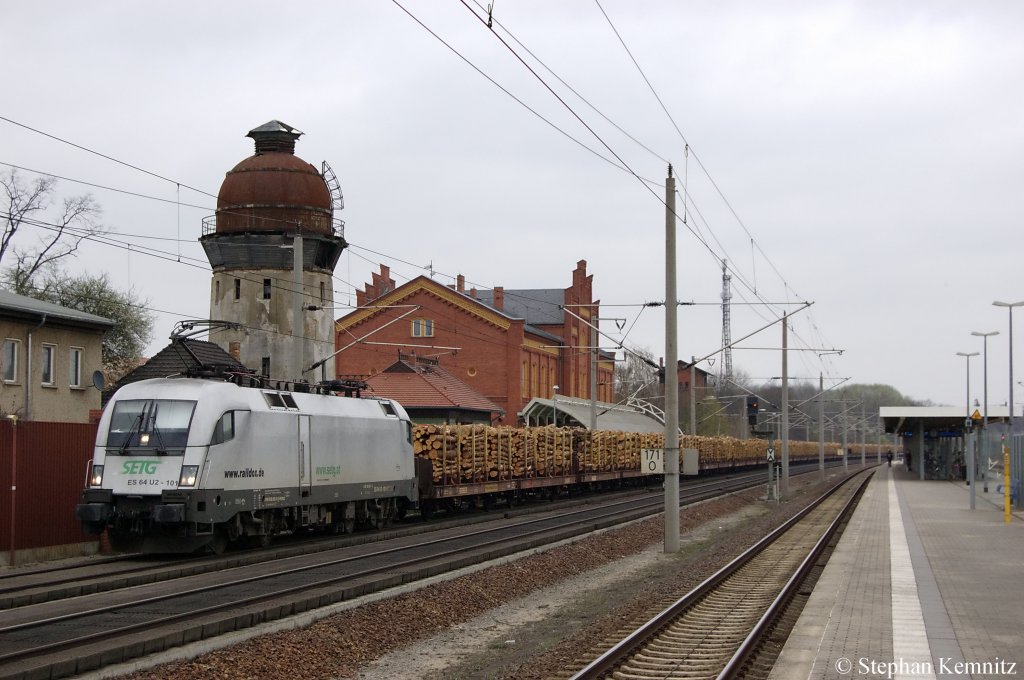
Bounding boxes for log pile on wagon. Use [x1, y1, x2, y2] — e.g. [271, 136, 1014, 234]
[413, 424, 866, 485]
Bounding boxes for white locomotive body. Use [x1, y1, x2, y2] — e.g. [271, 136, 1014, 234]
[77, 377, 418, 552]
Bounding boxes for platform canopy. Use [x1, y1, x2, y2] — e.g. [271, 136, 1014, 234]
[520, 396, 664, 433]
[879, 405, 1020, 436]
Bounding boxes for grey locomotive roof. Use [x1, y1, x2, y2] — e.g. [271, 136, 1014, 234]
[476, 288, 564, 326]
[0, 288, 115, 328]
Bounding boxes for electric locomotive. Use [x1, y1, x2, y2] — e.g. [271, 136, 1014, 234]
[76, 375, 421, 553]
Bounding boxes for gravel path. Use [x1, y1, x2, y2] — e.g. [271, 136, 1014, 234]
[104, 472, 842, 680]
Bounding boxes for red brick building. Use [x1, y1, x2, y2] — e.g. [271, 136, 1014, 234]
[334, 260, 614, 424]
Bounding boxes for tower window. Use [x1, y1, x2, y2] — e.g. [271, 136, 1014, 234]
[320, 282, 325, 305]
[234, 278, 241, 300]
[261, 357, 271, 377]
[263, 278, 272, 299]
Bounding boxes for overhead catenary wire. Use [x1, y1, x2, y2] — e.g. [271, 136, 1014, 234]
[4, 8, 845, 386]
[592, 2, 843, 377]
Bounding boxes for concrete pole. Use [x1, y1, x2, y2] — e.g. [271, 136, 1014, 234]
[982, 333, 991, 492]
[664, 167, 680, 553]
[818, 373, 825, 481]
[841, 413, 848, 471]
[781, 313, 790, 497]
[860, 404, 866, 467]
[690, 358, 697, 435]
[589, 322, 597, 431]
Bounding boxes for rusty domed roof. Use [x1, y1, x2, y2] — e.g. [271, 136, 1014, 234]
[214, 121, 333, 236]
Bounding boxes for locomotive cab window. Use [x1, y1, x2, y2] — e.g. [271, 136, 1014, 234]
[380, 401, 398, 417]
[211, 411, 236, 445]
[107, 399, 197, 451]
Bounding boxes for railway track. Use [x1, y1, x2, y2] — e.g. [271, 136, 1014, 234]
[0, 465, 798, 611]
[0, 463, 850, 680]
[566, 468, 871, 680]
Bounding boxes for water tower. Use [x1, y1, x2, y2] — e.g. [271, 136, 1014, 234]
[200, 120, 346, 382]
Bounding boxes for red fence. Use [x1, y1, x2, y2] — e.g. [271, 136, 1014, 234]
[0, 420, 98, 559]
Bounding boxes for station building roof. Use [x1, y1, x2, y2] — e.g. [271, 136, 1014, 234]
[521, 396, 665, 433]
[879, 405, 1022, 435]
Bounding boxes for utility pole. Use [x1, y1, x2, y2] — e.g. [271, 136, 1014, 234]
[664, 166, 680, 553]
[690, 358, 697, 435]
[819, 372, 825, 481]
[781, 313, 790, 497]
[589, 320, 597, 431]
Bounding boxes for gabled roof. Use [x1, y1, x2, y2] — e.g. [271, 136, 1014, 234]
[336, 275, 517, 332]
[0, 288, 114, 329]
[366, 359, 503, 416]
[110, 339, 249, 393]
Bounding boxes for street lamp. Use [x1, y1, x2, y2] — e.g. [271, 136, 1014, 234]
[957, 351, 979, 508]
[551, 384, 559, 427]
[956, 351, 979, 414]
[972, 330, 999, 494]
[993, 300, 1023, 522]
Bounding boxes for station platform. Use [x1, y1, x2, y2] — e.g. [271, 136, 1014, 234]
[770, 464, 1024, 680]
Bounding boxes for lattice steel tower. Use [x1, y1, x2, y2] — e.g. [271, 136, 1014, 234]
[719, 259, 733, 387]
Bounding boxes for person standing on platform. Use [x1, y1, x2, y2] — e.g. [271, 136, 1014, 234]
[887, 450, 893, 467]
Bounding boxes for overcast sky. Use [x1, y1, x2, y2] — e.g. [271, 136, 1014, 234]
[3, 1, 1022, 409]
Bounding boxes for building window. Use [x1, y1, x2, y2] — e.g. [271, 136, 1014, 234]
[411, 319, 434, 337]
[69, 347, 83, 388]
[41, 344, 56, 386]
[215, 279, 221, 300]
[320, 282, 326, 305]
[234, 278, 241, 300]
[261, 356, 271, 377]
[263, 278, 272, 300]
[2, 339, 19, 383]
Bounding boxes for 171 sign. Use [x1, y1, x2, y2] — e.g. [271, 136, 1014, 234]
[642, 448, 664, 474]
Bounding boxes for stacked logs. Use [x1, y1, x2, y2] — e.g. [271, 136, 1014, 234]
[412, 423, 866, 485]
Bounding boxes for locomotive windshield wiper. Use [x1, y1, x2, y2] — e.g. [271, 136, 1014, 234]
[119, 412, 145, 454]
[148, 402, 168, 454]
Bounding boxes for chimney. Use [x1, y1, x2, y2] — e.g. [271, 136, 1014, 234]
[494, 286, 504, 311]
[247, 120, 302, 155]
[457, 274, 465, 293]
[470, 287, 477, 299]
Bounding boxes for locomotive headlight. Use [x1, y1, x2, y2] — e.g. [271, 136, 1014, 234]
[89, 465, 104, 487]
[140, 433, 150, 445]
[178, 465, 199, 487]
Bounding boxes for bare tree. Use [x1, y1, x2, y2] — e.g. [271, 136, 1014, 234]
[613, 346, 662, 403]
[1, 168, 104, 293]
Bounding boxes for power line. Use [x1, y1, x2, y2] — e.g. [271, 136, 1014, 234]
[0, 116, 216, 200]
